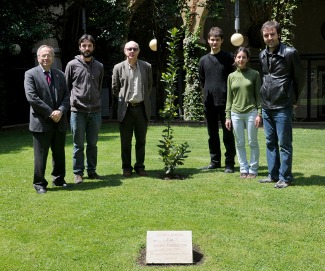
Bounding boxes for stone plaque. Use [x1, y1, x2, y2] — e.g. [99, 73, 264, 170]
[146, 230, 193, 264]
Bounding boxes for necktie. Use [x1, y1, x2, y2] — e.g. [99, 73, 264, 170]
[45, 71, 51, 85]
[45, 71, 56, 107]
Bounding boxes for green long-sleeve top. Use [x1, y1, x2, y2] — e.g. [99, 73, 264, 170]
[225, 67, 262, 119]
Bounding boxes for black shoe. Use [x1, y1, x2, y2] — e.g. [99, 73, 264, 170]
[33, 185, 47, 194]
[202, 163, 221, 170]
[224, 166, 234, 173]
[88, 172, 102, 179]
[52, 180, 68, 187]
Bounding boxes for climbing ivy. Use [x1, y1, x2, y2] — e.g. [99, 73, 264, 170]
[182, 0, 225, 121]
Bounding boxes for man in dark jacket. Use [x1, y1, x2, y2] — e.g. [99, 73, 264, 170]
[199, 27, 236, 173]
[258, 21, 305, 188]
[65, 34, 104, 184]
[24, 45, 70, 194]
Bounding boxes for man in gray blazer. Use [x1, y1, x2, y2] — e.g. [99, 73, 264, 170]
[24, 45, 70, 194]
[112, 41, 152, 177]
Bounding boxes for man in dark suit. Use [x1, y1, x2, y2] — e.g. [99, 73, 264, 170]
[24, 45, 70, 194]
[112, 41, 152, 177]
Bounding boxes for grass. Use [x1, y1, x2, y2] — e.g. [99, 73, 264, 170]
[0, 122, 324, 271]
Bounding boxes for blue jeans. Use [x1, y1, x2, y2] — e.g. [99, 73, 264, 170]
[70, 111, 102, 175]
[262, 107, 293, 182]
[231, 110, 259, 174]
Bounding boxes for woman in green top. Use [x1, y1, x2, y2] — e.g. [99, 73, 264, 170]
[225, 47, 262, 179]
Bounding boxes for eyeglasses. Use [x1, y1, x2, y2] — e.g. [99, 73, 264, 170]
[126, 47, 139, 52]
[39, 54, 53, 59]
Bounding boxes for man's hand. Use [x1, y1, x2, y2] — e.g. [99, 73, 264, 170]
[50, 110, 63, 123]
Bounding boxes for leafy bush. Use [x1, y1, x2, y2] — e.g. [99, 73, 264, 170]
[158, 27, 190, 175]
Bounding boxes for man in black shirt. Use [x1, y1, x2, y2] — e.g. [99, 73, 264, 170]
[199, 27, 236, 173]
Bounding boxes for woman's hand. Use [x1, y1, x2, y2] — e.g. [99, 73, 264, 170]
[225, 119, 232, 131]
[255, 115, 262, 128]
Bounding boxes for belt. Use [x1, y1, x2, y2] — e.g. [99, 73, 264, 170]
[128, 101, 143, 106]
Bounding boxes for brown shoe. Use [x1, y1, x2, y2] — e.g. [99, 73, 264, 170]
[136, 169, 148, 176]
[240, 173, 248, 179]
[247, 173, 257, 179]
[123, 169, 132, 177]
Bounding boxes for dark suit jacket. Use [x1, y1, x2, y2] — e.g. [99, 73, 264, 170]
[24, 65, 70, 132]
[112, 60, 152, 122]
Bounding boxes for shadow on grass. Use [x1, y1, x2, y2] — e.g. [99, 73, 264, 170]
[136, 164, 271, 180]
[252, 170, 325, 187]
[141, 167, 215, 180]
[0, 124, 120, 154]
[47, 174, 123, 192]
[250, 169, 325, 186]
[27, 168, 325, 193]
[45, 168, 207, 193]
[294, 174, 325, 186]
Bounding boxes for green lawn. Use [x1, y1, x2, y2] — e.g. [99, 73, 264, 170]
[0, 122, 324, 271]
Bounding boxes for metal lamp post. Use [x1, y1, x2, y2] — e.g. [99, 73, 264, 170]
[230, 0, 244, 46]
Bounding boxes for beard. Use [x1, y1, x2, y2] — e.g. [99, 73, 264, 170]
[80, 50, 93, 58]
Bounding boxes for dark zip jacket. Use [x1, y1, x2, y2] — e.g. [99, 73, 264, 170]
[65, 55, 104, 113]
[259, 43, 305, 110]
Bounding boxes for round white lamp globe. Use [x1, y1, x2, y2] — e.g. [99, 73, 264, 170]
[149, 39, 157, 51]
[11, 44, 21, 55]
[230, 33, 244, 46]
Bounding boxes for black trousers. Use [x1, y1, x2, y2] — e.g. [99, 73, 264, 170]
[32, 127, 66, 187]
[205, 105, 236, 167]
[119, 104, 148, 171]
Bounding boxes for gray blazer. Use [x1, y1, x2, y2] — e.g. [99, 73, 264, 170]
[112, 60, 152, 122]
[24, 65, 70, 132]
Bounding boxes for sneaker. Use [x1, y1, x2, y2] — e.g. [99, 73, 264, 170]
[136, 169, 148, 176]
[274, 180, 291, 188]
[123, 169, 132, 177]
[258, 177, 277, 183]
[33, 185, 47, 194]
[240, 173, 248, 179]
[74, 175, 83, 184]
[224, 167, 234, 173]
[88, 172, 101, 179]
[247, 173, 257, 179]
[201, 163, 221, 170]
